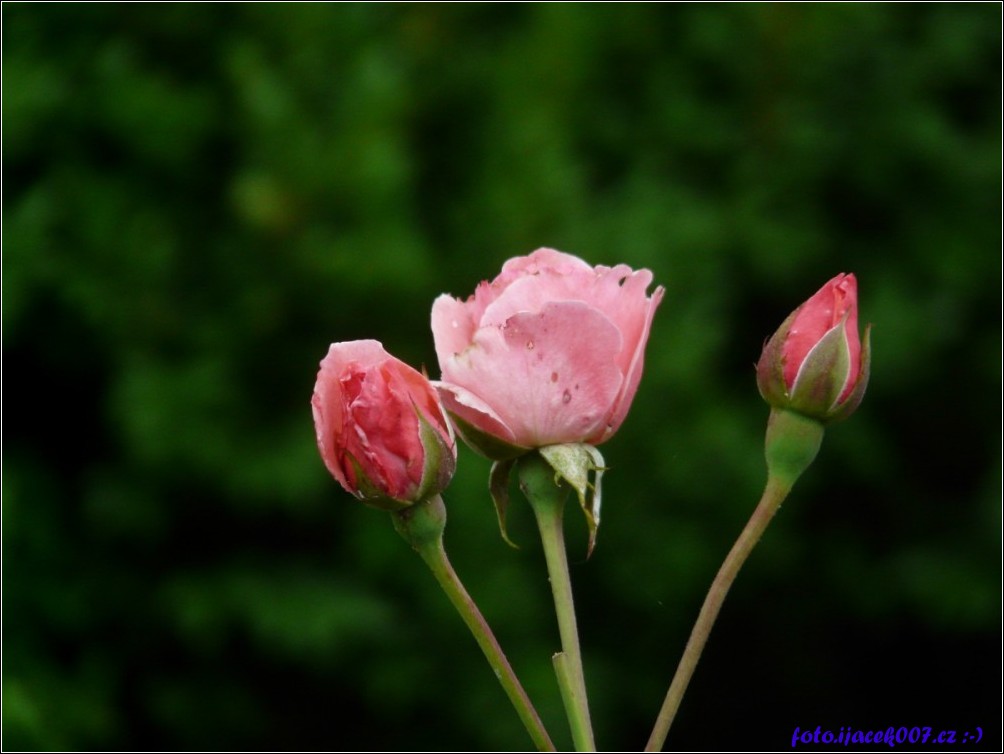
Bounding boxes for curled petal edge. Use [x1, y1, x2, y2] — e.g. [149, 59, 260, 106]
[433, 381, 531, 461]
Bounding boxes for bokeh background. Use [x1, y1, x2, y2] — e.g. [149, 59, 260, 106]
[4, 4, 1000, 751]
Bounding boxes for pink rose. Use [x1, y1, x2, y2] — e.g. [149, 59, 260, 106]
[756, 273, 871, 423]
[312, 340, 456, 509]
[431, 248, 664, 456]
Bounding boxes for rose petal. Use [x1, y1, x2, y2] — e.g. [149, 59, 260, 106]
[442, 249, 595, 341]
[600, 281, 665, 443]
[481, 262, 661, 383]
[784, 273, 857, 389]
[312, 340, 389, 488]
[576, 264, 661, 382]
[434, 381, 521, 448]
[497, 247, 594, 281]
[347, 363, 425, 498]
[321, 339, 390, 368]
[391, 359, 453, 440]
[431, 293, 478, 367]
[440, 301, 624, 447]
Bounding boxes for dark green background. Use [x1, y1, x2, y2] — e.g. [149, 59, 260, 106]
[4, 4, 1000, 751]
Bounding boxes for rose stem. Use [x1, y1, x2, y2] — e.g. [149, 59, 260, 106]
[644, 473, 794, 751]
[410, 521, 557, 752]
[520, 455, 597, 752]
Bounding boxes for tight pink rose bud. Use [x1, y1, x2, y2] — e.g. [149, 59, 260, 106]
[757, 273, 871, 423]
[312, 340, 456, 510]
[432, 248, 664, 457]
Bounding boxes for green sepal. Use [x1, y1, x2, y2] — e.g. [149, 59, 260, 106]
[787, 313, 852, 418]
[414, 405, 457, 501]
[489, 458, 520, 549]
[828, 323, 871, 423]
[756, 308, 799, 408]
[346, 454, 412, 512]
[539, 443, 606, 558]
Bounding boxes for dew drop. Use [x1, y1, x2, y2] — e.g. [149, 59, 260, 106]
[562, 389, 572, 404]
[550, 372, 559, 383]
[526, 340, 535, 350]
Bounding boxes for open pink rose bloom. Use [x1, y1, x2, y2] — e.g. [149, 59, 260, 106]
[756, 273, 870, 423]
[432, 248, 665, 455]
[312, 340, 456, 508]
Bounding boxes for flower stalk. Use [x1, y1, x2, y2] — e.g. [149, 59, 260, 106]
[643, 472, 793, 751]
[645, 411, 825, 751]
[519, 454, 597, 752]
[394, 495, 556, 752]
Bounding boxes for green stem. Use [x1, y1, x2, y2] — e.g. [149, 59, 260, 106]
[552, 650, 591, 748]
[644, 473, 794, 752]
[397, 496, 556, 752]
[415, 538, 556, 751]
[521, 458, 597, 752]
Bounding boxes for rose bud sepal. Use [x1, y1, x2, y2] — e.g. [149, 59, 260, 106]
[414, 406, 459, 501]
[343, 456, 412, 512]
[823, 322, 871, 424]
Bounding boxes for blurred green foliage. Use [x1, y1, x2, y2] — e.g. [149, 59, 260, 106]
[3, 4, 999, 750]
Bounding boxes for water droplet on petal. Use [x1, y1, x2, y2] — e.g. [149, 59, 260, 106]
[550, 372, 558, 382]
[526, 340, 535, 350]
[562, 389, 572, 404]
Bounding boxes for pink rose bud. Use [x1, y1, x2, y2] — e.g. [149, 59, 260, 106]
[431, 248, 665, 457]
[756, 273, 871, 424]
[312, 340, 456, 510]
